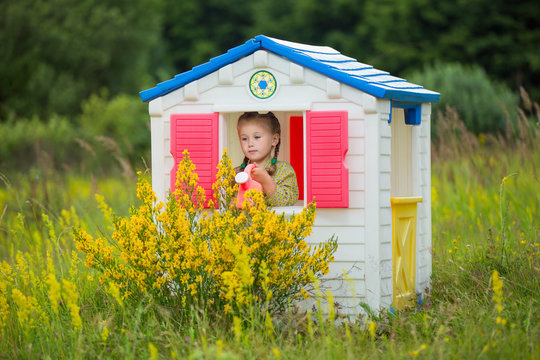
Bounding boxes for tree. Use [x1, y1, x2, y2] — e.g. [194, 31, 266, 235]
[0, 0, 166, 120]
[161, 0, 254, 73]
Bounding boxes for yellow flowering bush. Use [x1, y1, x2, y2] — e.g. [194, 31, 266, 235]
[74, 150, 337, 315]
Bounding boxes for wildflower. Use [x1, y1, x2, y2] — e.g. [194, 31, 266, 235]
[0, 282, 10, 333]
[101, 326, 109, 341]
[368, 321, 376, 340]
[216, 339, 224, 357]
[42, 213, 57, 245]
[46, 272, 62, 315]
[410, 344, 427, 356]
[272, 348, 281, 358]
[15, 252, 30, 289]
[233, 316, 242, 342]
[148, 342, 158, 360]
[62, 279, 82, 330]
[327, 290, 335, 322]
[307, 309, 314, 340]
[345, 322, 352, 343]
[11, 289, 37, 329]
[492, 270, 503, 304]
[69, 250, 80, 280]
[107, 282, 123, 307]
[265, 311, 274, 337]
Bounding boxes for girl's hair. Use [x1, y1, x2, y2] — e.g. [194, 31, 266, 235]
[237, 111, 281, 176]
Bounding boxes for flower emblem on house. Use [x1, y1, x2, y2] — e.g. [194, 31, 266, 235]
[250, 70, 277, 98]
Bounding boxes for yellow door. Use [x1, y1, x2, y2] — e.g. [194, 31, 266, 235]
[391, 196, 422, 309]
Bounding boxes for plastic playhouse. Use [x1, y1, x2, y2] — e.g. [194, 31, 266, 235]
[140, 35, 440, 313]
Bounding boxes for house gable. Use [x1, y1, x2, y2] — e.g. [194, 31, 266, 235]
[153, 50, 376, 113]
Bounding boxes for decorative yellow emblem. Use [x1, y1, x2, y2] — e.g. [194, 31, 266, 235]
[249, 71, 277, 99]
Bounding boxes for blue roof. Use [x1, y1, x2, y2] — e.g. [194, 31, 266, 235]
[140, 35, 440, 103]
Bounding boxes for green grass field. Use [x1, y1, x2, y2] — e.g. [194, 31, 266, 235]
[0, 118, 538, 359]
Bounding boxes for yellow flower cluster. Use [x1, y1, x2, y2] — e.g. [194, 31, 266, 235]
[0, 253, 51, 337]
[491, 270, 507, 326]
[73, 149, 337, 315]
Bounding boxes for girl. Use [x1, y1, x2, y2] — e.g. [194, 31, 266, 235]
[237, 112, 299, 207]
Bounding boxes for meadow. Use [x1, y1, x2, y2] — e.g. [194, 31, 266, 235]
[0, 112, 538, 359]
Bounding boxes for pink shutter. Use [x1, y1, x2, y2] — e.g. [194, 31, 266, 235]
[170, 113, 219, 207]
[306, 111, 348, 208]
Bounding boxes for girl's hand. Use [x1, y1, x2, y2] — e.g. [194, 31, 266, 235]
[251, 167, 276, 196]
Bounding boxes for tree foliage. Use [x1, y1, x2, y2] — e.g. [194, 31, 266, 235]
[0, 0, 166, 119]
[1, 0, 538, 122]
[407, 62, 519, 136]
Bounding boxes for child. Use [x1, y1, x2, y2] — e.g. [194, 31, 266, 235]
[237, 111, 299, 207]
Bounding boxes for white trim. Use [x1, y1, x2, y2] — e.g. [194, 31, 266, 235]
[326, 78, 341, 99]
[253, 50, 269, 68]
[218, 65, 234, 85]
[212, 104, 311, 112]
[184, 81, 199, 101]
[151, 116, 165, 203]
[290, 63, 304, 83]
[148, 98, 163, 116]
[218, 113, 227, 159]
[364, 112, 381, 311]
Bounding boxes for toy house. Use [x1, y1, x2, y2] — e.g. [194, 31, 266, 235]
[140, 35, 440, 313]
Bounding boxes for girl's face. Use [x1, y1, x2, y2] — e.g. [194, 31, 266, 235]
[237, 121, 279, 166]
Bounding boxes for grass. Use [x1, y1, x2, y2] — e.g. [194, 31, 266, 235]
[0, 112, 539, 359]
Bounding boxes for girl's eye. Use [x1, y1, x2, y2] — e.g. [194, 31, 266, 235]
[241, 137, 247, 141]
[255, 136, 261, 139]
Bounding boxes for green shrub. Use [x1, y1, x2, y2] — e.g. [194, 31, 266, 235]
[0, 92, 150, 175]
[407, 62, 519, 136]
[79, 90, 150, 160]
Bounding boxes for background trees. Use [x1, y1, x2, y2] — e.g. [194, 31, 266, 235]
[0, 0, 538, 171]
[0, 0, 164, 119]
[2, 0, 538, 121]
